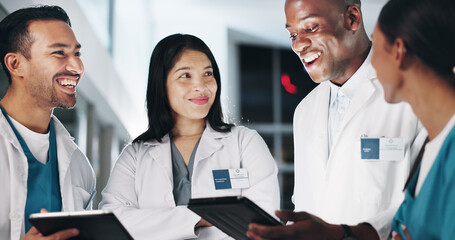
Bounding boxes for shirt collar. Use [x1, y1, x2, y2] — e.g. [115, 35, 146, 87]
[329, 48, 373, 104]
[329, 82, 340, 106]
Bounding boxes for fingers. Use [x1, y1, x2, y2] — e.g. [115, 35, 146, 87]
[276, 210, 312, 222]
[246, 229, 270, 240]
[195, 218, 213, 228]
[24, 210, 79, 240]
[201, 219, 213, 227]
[23, 227, 78, 240]
[46, 228, 79, 240]
[248, 222, 298, 239]
[401, 225, 412, 240]
[26, 227, 41, 235]
[392, 231, 403, 240]
[391, 224, 412, 240]
[275, 210, 294, 222]
[22, 227, 43, 240]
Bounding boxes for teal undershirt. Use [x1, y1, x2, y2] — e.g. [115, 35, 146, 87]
[0, 106, 62, 232]
[171, 138, 201, 206]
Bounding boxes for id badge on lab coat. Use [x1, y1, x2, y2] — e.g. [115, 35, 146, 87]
[212, 169, 250, 190]
[361, 137, 404, 161]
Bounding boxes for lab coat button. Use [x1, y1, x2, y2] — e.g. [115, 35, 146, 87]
[17, 166, 25, 176]
[9, 212, 21, 221]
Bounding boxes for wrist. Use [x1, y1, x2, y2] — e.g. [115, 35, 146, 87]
[349, 223, 380, 240]
[340, 224, 357, 240]
[326, 224, 345, 240]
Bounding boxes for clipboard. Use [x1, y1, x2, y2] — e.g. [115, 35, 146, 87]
[188, 196, 283, 240]
[28, 210, 133, 240]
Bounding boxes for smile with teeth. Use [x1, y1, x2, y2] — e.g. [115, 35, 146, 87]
[57, 79, 77, 88]
[303, 52, 321, 64]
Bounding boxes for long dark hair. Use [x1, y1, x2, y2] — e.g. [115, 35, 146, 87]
[0, 5, 71, 83]
[134, 34, 233, 143]
[378, 0, 455, 79]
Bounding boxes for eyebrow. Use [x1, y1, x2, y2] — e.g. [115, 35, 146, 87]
[285, 14, 320, 28]
[48, 43, 82, 50]
[175, 65, 212, 72]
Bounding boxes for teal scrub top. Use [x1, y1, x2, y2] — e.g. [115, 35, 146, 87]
[0, 106, 62, 232]
[392, 125, 455, 240]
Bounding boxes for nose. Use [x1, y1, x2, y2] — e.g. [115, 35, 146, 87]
[292, 33, 311, 54]
[66, 56, 84, 75]
[193, 76, 209, 92]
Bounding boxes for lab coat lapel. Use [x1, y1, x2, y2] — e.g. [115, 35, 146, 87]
[194, 124, 227, 164]
[312, 82, 331, 166]
[339, 66, 377, 132]
[147, 135, 174, 185]
[53, 116, 78, 210]
[0, 110, 25, 152]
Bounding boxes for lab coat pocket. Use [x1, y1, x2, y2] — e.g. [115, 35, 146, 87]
[355, 138, 400, 218]
[73, 186, 94, 210]
[357, 151, 397, 218]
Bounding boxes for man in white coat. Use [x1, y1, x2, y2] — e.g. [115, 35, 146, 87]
[248, 0, 427, 239]
[0, 5, 96, 240]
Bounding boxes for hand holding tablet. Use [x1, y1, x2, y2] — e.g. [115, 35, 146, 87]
[28, 210, 133, 240]
[188, 196, 283, 240]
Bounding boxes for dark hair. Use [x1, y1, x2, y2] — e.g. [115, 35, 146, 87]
[0, 5, 71, 83]
[344, 0, 361, 7]
[134, 34, 233, 143]
[378, 0, 455, 79]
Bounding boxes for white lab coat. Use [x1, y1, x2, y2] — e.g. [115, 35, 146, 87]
[0, 111, 96, 240]
[293, 57, 427, 239]
[99, 124, 280, 240]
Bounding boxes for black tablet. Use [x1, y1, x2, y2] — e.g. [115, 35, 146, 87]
[28, 210, 133, 240]
[188, 196, 283, 240]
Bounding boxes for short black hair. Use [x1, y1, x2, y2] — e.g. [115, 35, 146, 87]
[344, 0, 361, 7]
[134, 34, 233, 143]
[0, 5, 71, 83]
[378, 0, 455, 79]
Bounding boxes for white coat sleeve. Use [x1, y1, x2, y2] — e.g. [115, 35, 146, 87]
[99, 145, 201, 240]
[237, 128, 280, 216]
[366, 123, 428, 240]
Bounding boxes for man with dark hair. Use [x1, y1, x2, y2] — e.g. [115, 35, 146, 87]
[247, 0, 426, 239]
[0, 5, 95, 240]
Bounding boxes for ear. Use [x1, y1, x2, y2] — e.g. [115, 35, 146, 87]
[4, 53, 26, 78]
[394, 38, 408, 70]
[344, 5, 362, 31]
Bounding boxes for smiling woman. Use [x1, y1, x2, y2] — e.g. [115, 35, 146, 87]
[166, 49, 218, 128]
[99, 34, 280, 240]
[371, 0, 455, 239]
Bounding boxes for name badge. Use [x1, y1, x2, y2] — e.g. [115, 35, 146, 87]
[212, 169, 250, 190]
[361, 137, 404, 161]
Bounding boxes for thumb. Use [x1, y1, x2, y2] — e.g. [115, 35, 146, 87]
[276, 210, 313, 222]
[27, 226, 40, 235]
[40, 208, 48, 213]
[275, 209, 296, 222]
